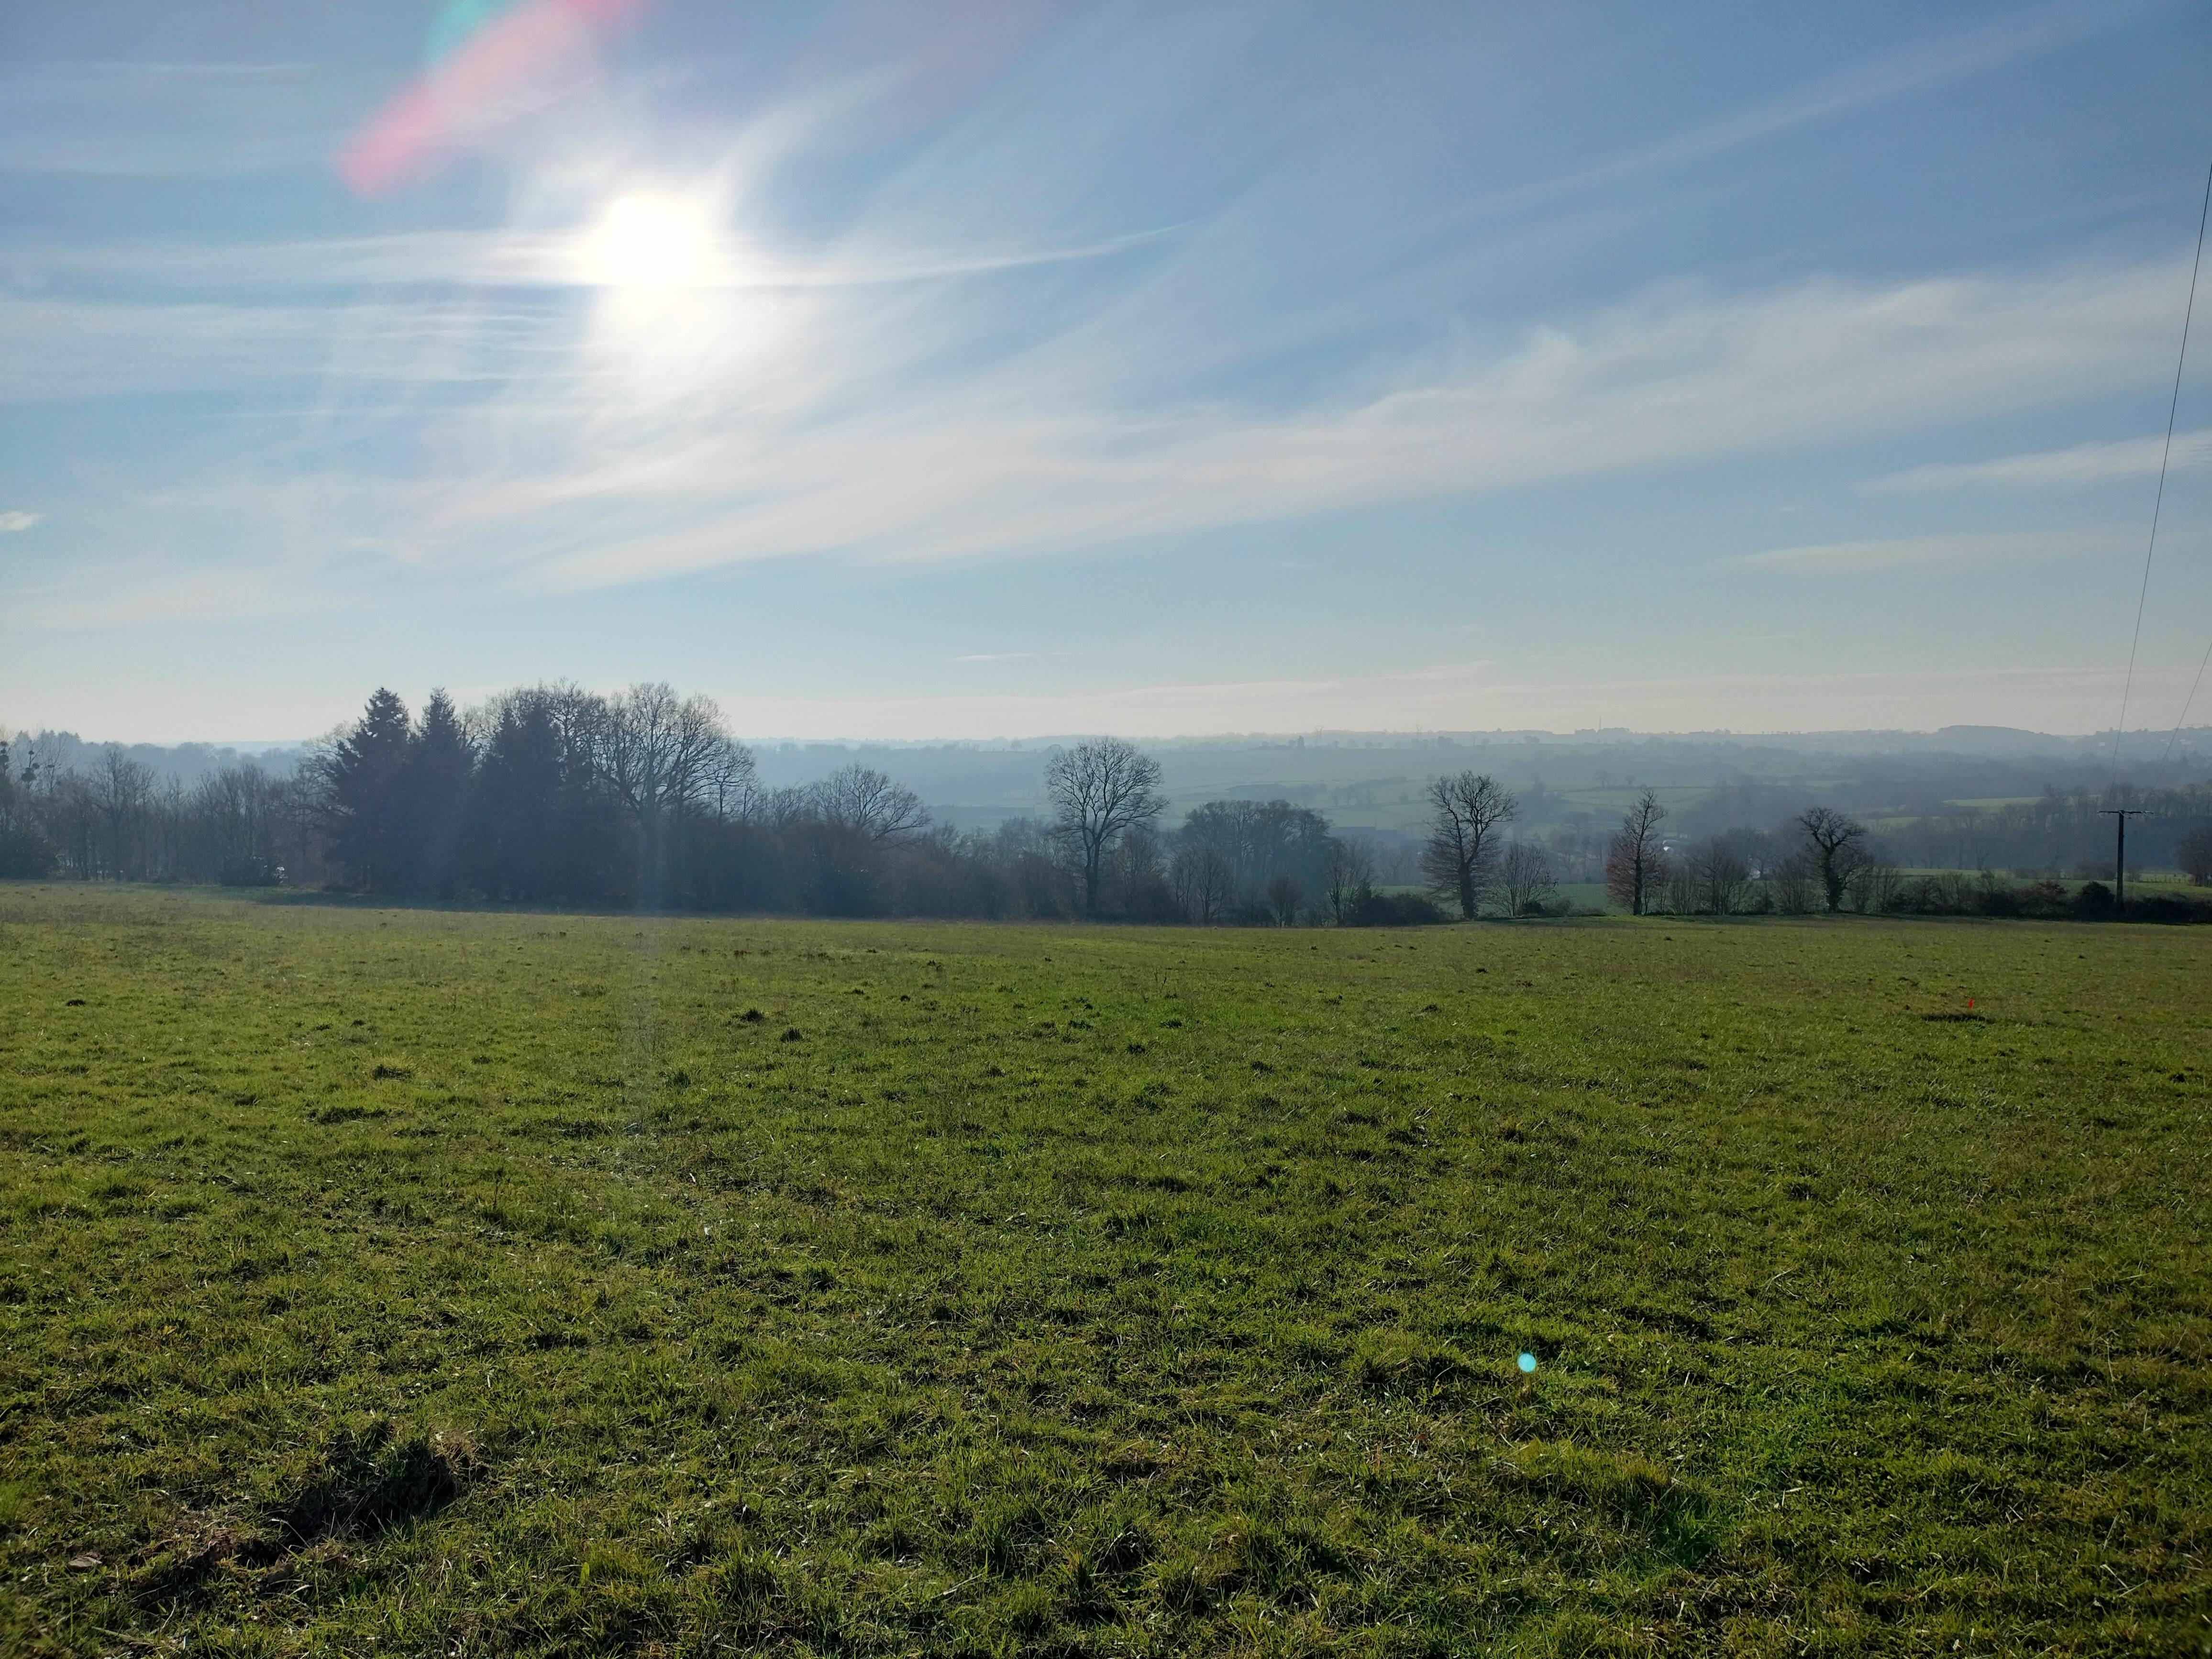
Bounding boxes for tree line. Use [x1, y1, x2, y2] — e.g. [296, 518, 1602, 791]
[6, 688, 2206, 922]
[0, 686, 1469, 923]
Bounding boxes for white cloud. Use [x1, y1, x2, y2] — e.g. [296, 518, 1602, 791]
[1864, 429, 2212, 491]
[0, 510, 39, 532]
[493, 256, 2205, 587]
[1728, 527, 2152, 573]
[14, 253, 2200, 597]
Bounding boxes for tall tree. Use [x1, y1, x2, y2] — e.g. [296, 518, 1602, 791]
[1421, 771, 1515, 920]
[1498, 839, 1557, 917]
[407, 688, 476, 897]
[1605, 790, 1668, 916]
[1322, 836, 1373, 924]
[810, 764, 928, 842]
[603, 683, 733, 902]
[323, 688, 415, 890]
[2179, 823, 2212, 886]
[1046, 737, 1165, 917]
[469, 685, 620, 902]
[1797, 806, 1867, 914]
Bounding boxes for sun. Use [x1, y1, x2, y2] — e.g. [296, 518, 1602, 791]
[580, 192, 716, 290]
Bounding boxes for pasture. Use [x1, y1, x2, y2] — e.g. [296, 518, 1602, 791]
[1, 885, 2207, 1655]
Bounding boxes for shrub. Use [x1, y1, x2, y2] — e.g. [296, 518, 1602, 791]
[0, 822, 54, 879]
[1342, 890, 1448, 927]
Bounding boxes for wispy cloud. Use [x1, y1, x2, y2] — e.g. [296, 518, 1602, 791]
[12, 253, 2195, 597]
[1864, 430, 2212, 491]
[497, 257, 2200, 587]
[0, 62, 363, 177]
[1452, 0, 2144, 224]
[1728, 527, 2149, 573]
[0, 510, 39, 532]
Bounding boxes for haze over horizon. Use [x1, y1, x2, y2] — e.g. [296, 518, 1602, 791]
[5, 0, 2212, 742]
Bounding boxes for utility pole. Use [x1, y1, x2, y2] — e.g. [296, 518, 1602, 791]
[2099, 808, 2144, 908]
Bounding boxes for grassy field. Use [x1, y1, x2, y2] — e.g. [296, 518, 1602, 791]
[1, 886, 2208, 1656]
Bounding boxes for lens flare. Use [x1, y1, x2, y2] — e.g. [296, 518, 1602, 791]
[338, 0, 653, 198]
[1517, 1351, 1537, 1373]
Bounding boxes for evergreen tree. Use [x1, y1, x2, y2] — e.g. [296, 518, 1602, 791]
[407, 689, 476, 897]
[470, 692, 565, 899]
[324, 688, 415, 890]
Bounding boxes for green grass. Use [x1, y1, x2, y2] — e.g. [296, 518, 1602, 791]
[2, 885, 2208, 1656]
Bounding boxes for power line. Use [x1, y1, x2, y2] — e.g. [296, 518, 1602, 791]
[2156, 632, 2212, 779]
[2111, 145, 2212, 786]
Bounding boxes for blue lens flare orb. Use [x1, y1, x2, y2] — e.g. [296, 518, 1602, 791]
[1517, 1351, 1537, 1374]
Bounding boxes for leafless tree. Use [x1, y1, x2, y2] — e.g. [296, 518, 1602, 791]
[1851, 857, 1903, 914]
[1797, 806, 1867, 913]
[1499, 839, 1557, 916]
[1323, 836, 1372, 923]
[704, 741, 762, 824]
[1770, 852, 1816, 914]
[809, 763, 929, 842]
[1265, 872, 1303, 926]
[1171, 843, 1233, 923]
[1605, 790, 1667, 915]
[2180, 823, 2212, 886]
[758, 786, 814, 832]
[92, 747, 154, 881]
[602, 683, 734, 901]
[1691, 836, 1750, 915]
[1420, 771, 1515, 919]
[1046, 738, 1165, 917]
[602, 683, 732, 830]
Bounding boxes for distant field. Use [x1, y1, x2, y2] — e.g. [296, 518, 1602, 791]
[2, 886, 2208, 1655]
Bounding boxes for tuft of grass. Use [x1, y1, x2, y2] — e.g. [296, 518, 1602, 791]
[0, 885, 2208, 1654]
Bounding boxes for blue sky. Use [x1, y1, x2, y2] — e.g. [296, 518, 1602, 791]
[2, 0, 2210, 741]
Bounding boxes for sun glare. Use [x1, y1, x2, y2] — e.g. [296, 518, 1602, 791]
[581, 192, 716, 290]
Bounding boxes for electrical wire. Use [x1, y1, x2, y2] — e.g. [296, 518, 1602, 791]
[2112, 147, 2212, 785]
[2155, 633, 2212, 778]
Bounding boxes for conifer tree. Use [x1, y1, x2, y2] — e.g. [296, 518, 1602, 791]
[324, 688, 414, 890]
[408, 689, 476, 897]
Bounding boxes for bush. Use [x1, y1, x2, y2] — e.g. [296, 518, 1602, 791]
[0, 822, 54, 879]
[1342, 891, 1447, 927]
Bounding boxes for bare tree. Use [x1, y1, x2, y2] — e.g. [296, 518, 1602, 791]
[1499, 839, 1557, 916]
[2180, 823, 2212, 886]
[1171, 843, 1233, 923]
[602, 683, 732, 830]
[1264, 871, 1304, 926]
[1691, 836, 1750, 915]
[1323, 836, 1373, 923]
[1770, 852, 1816, 914]
[1851, 857, 1903, 914]
[603, 683, 734, 900]
[1797, 806, 1867, 913]
[1420, 771, 1515, 919]
[93, 746, 154, 881]
[1046, 738, 1165, 917]
[758, 786, 814, 832]
[1605, 790, 1667, 916]
[704, 741, 762, 824]
[809, 763, 929, 842]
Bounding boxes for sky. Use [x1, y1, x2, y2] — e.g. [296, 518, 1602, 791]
[2, 0, 2211, 743]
